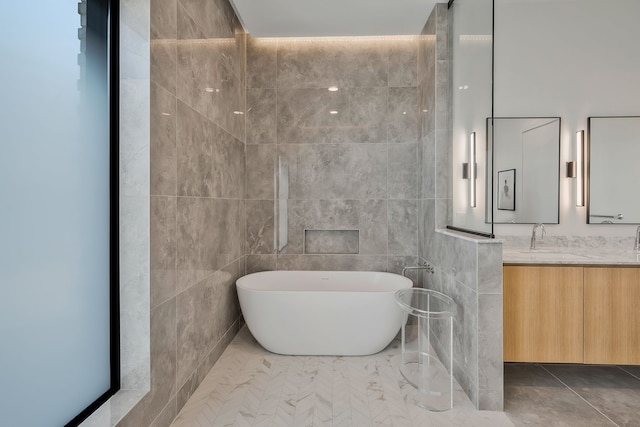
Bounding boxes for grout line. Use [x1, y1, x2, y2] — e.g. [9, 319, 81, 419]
[617, 365, 640, 382]
[539, 365, 620, 427]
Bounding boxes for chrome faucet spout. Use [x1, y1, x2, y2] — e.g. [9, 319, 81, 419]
[530, 223, 546, 250]
[402, 263, 435, 277]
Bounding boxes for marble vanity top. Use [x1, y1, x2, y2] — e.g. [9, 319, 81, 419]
[501, 236, 640, 265]
[503, 247, 640, 265]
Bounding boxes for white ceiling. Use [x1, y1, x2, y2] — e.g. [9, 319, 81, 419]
[229, 0, 439, 38]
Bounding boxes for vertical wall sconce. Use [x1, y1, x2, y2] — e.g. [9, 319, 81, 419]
[576, 130, 585, 207]
[469, 132, 477, 208]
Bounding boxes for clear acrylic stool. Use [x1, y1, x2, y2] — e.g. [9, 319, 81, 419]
[394, 288, 457, 411]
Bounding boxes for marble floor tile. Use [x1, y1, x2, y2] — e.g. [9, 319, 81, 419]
[170, 327, 513, 427]
[543, 364, 640, 427]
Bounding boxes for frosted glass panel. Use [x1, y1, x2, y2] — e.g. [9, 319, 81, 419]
[0, 1, 112, 426]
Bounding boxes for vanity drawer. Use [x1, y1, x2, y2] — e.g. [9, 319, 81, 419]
[584, 267, 640, 365]
[503, 265, 583, 363]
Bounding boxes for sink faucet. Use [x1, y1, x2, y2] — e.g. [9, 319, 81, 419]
[530, 223, 546, 250]
[634, 226, 640, 253]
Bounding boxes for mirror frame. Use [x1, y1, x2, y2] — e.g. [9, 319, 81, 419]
[487, 116, 561, 225]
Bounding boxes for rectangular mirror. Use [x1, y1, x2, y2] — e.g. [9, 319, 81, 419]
[588, 116, 640, 224]
[487, 117, 560, 224]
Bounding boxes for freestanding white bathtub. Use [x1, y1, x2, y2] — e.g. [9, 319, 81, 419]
[236, 270, 413, 356]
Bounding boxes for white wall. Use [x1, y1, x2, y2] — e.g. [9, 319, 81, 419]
[494, 0, 640, 237]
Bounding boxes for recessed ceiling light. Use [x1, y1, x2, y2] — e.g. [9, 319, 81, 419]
[329, 110, 338, 115]
[233, 111, 244, 115]
[205, 87, 214, 93]
[328, 86, 339, 92]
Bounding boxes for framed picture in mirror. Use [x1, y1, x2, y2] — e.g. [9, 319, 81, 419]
[498, 169, 516, 211]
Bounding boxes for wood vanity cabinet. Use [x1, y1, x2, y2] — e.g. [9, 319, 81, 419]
[503, 265, 584, 363]
[584, 267, 640, 365]
[504, 265, 640, 365]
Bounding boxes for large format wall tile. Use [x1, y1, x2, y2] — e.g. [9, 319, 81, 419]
[245, 144, 275, 199]
[246, 88, 277, 144]
[176, 2, 206, 40]
[388, 200, 418, 255]
[278, 143, 387, 199]
[151, 0, 177, 40]
[246, 38, 277, 89]
[151, 41, 177, 94]
[151, 196, 177, 309]
[478, 294, 503, 401]
[388, 41, 418, 88]
[388, 143, 420, 199]
[279, 199, 387, 255]
[244, 36, 422, 282]
[478, 243, 503, 294]
[246, 200, 275, 254]
[276, 41, 388, 88]
[148, 299, 177, 422]
[277, 255, 387, 271]
[176, 198, 244, 291]
[435, 130, 451, 199]
[151, 82, 177, 196]
[277, 87, 387, 145]
[137, 0, 248, 426]
[179, 261, 240, 393]
[388, 87, 419, 144]
[420, 132, 436, 199]
[176, 259, 241, 389]
[176, 42, 245, 140]
[245, 254, 277, 274]
[176, 102, 244, 199]
[178, 0, 237, 39]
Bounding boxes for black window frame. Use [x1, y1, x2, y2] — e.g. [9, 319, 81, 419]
[65, 0, 120, 424]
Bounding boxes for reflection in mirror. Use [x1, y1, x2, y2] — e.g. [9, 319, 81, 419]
[487, 117, 560, 224]
[588, 116, 640, 224]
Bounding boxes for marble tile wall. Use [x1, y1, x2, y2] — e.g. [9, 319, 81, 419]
[417, 4, 503, 411]
[116, 0, 247, 426]
[245, 37, 421, 275]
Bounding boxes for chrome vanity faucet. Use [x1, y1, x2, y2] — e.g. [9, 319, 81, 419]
[530, 223, 546, 250]
[634, 225, 640, 253]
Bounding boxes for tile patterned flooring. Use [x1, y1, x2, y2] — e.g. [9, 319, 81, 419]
[170, 327, 513, 427]
[169, 328, 640, 427]
[504, 363, 640, 427]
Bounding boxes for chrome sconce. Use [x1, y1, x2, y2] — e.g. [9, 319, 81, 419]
[566, 130, 585, 206]
[464, 132, 477, 207]
[575, 130, 585, 207]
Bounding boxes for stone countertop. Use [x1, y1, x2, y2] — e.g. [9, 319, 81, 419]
[502, 247, 640, 266]
[503, 246, 640, 265]
[500, 235, 640, 265]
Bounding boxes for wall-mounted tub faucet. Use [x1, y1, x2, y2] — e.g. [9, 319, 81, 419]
[634, 225, 640, 253]
[530, 223, 546, 250]
[402, 262, 435, 277]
